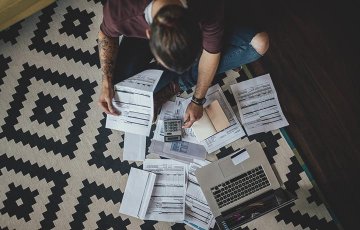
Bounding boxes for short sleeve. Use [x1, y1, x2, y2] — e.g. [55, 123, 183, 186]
[100, 0, 123, 37]
[200, 0, 224, 53]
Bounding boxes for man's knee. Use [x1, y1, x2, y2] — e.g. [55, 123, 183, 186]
[250, 32, 269, 55]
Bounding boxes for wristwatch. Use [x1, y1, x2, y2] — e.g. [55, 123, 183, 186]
[191, 95, 206, 106]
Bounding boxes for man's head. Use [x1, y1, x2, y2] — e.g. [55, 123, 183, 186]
[148, 4, 202, 74]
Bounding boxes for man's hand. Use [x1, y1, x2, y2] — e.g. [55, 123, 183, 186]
[183, 102, 203, 128]
[183, 50, 220, 127]
[98, 85, 119, 115]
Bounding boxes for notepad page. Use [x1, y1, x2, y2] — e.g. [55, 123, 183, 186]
[205, 100, 230, 132]
[191, 111, 217, 141]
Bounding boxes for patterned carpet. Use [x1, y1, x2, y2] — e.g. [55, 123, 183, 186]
[0, 0, 338, 229]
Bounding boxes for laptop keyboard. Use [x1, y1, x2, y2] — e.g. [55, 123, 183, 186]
[210, 165, 270, 208]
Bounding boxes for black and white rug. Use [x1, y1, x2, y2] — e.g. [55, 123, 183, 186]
[0, 0, 338, 229]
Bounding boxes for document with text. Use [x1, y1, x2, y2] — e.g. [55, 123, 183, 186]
[230, 74, 289, 135]
[153, 99, 199, 144]
[153, 85, 245, 153]
[143, 159, 187, 222]
[184, 160, 215, 230]
[151, 100, 206, 162]
[106, 69, 163, 136]
[179, 84, 246, 153]
[149, 139, 207, 163]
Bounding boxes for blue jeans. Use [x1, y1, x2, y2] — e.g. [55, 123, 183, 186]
[113, 27, 262, 92]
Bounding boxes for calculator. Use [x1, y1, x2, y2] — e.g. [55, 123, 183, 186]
[163, 119, 182, 142]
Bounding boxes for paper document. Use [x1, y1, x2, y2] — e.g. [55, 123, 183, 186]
[153, 85, 245, 153]
[119, 168, 156, 219]
[153, 99, 199, 144]
[123, 133, 146, 161]
[230, 74, 289, 135]
[143, 159, 187, 222]
[179, 84, 246, 153]
[149, 138, 207, 163]
[151, 100, 206, 162]
[106, 69, 163, 136]
[191, 100, 230, 141]
[119, 69, 163, 92]
[184, 160, 214, 230]
[157, 100, 178, 120]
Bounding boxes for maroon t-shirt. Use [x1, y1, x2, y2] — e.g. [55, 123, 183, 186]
[100, 0, 224, 53]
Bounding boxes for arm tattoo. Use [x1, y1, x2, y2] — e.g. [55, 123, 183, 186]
[98, 33, 119, 84]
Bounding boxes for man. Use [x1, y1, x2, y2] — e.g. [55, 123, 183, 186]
[98, 0, 269, 128]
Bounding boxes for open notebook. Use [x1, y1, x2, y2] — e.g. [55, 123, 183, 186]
[191, 100, 230, 141]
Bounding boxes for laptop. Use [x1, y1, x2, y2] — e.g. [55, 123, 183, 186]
[195, 142, 296, 229]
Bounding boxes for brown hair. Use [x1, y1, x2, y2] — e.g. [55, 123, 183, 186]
[149, 5, 202, 74]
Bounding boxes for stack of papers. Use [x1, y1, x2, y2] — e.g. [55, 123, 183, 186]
[106, 69, 162, 162]
[143, 159, 187, 222]
[119, 159, 215, 229]
[151, 100, 208, 163]
[149, 139, 207, 163]
[185, 160, 215, 229]
[181, 84, 245, 153]
[106, 69, 163, 136]
[154, 84, 245, 153]
[230, 74, 289, 135]
[113, 72, 290, 230]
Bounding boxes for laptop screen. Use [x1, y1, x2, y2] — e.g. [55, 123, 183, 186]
[219, 189, 295, 229]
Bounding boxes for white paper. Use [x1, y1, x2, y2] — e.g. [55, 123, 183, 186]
[174, 97, 199, 144]
[191, 112, 217, 141]
[184, 160, 214, 230]
[179, 84, 246, 153]
[230, 74, 289, 135]
[153, 99, 199, 144]
[143, 159, 187, 222]
[106, 70, 163, 136]
[119, 168, 156, 219]
[123, 133, 146, 161]
[157, 100, 178, 120]
[149, 140, 207, 163]
[231, 150, 250, 165]
[119, 69, 163, 92]
[153, 84, 245, 153]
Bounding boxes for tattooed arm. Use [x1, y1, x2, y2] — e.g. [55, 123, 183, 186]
[98, 30, 119, 115]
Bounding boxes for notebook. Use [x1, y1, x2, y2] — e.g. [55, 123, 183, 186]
[191, 100, 230, 141]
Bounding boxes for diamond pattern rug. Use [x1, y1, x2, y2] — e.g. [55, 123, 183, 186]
[0, 0, 337, 229]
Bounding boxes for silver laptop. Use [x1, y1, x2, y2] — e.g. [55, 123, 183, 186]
[195, 142, 295, 229]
